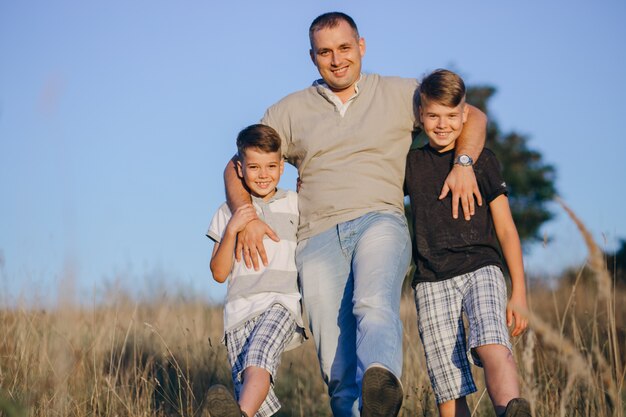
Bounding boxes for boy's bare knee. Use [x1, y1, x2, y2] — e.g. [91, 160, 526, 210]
[241, 366, 271, 383]
[474, 343, 513, 364]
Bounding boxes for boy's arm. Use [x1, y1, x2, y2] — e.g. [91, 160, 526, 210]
[210, 239, 234, 283]
[210, 204, 258, 282]
[439, 104, 487, 220]
[490, 194, 528, 337]
[224, 155, 279, 270]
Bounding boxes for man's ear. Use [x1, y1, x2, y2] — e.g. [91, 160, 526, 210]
[359, 37, 366, 57]
[309, 48, 316, 65]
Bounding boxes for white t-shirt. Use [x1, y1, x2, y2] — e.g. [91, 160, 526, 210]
[207, 189, 304, 350]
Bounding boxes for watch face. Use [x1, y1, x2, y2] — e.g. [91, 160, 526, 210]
[455, 154, 473, 166]
[456, 154, 473, 166]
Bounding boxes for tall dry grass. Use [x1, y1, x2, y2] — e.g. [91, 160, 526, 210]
[1, 202, 624, 416]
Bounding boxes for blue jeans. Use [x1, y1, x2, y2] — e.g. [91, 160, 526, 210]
[295, 211, 411, 417]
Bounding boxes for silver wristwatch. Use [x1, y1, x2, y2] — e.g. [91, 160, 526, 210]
[454, 154, 473, 167]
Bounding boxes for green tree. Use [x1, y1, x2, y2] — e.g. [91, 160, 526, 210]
[465, 85, 557, 243]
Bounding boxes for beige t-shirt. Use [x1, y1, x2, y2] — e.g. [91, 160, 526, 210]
[262, 73, 419, 240]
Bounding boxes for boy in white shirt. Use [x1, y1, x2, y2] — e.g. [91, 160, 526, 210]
[205, 124, 304, 417]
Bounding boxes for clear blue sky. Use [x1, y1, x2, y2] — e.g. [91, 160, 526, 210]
[1, 1, 625, 305]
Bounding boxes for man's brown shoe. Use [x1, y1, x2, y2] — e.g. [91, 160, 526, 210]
[361, 366, 403, 417]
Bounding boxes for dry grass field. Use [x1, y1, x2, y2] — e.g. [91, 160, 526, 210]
[1, 205, 624, 417]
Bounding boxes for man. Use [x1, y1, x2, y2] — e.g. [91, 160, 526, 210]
[223, 12, 486, 417]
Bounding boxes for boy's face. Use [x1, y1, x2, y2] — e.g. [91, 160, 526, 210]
[236, 148, 284, 201]
[419, 98, 469, 152]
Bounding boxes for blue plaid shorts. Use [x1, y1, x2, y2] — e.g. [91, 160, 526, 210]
[414, 265, 512, 404]
[225, 303, 296, 417]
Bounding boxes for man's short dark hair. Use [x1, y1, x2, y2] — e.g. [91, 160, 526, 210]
[309, 12, 359, 47]
[419, 69, 466, 107]
[236, 124, 281, 159]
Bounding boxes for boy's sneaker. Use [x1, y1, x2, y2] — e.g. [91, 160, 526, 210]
[504, 398, 532, 417]
[361, 366, 403, 417]
[205, 385, 246, 417]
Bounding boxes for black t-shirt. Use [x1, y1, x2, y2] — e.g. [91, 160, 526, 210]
[404, 145, 508, 286]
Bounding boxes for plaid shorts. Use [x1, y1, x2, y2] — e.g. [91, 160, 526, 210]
[225, 303, 296, 417]
[414, 265, 512, 404]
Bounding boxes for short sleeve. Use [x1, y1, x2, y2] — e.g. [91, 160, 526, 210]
[477, 149, 508, 203]
[398, 76, 420, 130]
[261, 106, 291, 162]
[384, 76, 420, 131]
[206, 203, 232, 243]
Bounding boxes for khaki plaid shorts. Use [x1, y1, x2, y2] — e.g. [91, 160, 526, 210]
[414, 265, 512, 404]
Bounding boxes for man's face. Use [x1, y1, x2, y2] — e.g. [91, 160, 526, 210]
[310, 20, 365, 102]
[419, 98, 469, 152]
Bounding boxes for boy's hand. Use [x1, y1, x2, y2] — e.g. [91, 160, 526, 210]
[439, 165, 483, 220]
[228, 204, 258, 233]
[507, 290, 529, 337]
[235, 219, 280, 270]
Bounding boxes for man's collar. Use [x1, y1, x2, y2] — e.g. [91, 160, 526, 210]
[313, 73, 364, 99]
[313, 74, 364, 113]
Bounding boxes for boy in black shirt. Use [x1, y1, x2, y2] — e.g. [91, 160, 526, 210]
[405, 69, 531, 417]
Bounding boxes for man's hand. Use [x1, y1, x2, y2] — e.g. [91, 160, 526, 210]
[439, 166, 483, 220]
[234, 219, 280, 270]
[507, 290, 529, 337]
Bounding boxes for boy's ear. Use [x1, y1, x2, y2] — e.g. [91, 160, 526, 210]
[279, 158, 284, 175]
[462, 104, 469, 124]
[418, 105, 424, 124]
[236, 159, 243, 178]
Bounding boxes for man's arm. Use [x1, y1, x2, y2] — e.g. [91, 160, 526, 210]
[224, 155, 251, 209]
[439, 104, 487, 220]
[224, 155, 279, 270]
